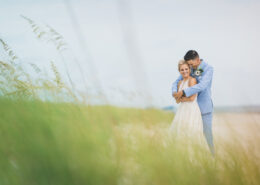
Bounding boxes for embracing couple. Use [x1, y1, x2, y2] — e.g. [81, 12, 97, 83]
[169, 50, 215, 156]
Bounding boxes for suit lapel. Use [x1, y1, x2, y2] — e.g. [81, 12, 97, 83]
[193, 61, 206, 82]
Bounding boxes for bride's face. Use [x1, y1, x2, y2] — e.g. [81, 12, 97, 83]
[179, 64, 190, 78]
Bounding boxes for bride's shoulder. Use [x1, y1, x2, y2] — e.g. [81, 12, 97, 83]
[188, 77, 197, 86]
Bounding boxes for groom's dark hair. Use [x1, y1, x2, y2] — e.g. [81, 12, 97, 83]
[184, 50, 199, 61]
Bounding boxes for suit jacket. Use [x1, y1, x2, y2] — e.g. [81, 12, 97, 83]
[171, 61, 214, 114]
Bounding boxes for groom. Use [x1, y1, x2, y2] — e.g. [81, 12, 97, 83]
[172, 50, 215, 156]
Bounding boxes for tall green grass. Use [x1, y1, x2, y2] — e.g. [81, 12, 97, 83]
[0, 37, 75, 102]
[0, 98, 259, 185]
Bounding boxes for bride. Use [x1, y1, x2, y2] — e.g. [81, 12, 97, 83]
[169, 60, 204, 144]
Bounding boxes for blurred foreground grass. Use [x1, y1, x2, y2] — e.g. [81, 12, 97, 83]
[0, 98, 260, 185]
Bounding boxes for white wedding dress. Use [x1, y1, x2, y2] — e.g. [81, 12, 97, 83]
[169, 78, 205, 145]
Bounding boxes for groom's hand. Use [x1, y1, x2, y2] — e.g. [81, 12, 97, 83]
[174, 91, 183, 100]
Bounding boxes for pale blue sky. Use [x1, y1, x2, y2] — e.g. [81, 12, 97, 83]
[0, 0, 260, 108]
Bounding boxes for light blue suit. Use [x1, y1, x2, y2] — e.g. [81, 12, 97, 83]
[171, 61, 215, 156]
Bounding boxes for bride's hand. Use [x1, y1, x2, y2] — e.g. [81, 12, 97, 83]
[174, 91, 183, 99]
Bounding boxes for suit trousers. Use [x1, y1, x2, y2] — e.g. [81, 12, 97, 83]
[202, 112, 215, 156]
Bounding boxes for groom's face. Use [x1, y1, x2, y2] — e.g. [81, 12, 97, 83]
[187, 58, 200, 69]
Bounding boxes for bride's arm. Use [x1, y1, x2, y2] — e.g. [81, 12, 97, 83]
[176, 81, 182, 104]
[172, 75, 183, 96]
[180, 78, 197, 102]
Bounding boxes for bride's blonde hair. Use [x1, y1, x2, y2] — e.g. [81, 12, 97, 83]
[178, 59, 189, 71]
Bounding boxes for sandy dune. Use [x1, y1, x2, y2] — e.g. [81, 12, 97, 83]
[213, 112, 260, 157]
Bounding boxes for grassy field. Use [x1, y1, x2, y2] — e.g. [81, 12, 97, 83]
[0, 98, 259, 185]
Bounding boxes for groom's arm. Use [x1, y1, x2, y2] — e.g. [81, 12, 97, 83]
[184, 66, 213, 97]
[171, 75, 183, 95]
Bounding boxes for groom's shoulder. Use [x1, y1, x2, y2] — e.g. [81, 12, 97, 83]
[204, 61, 214, 70]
